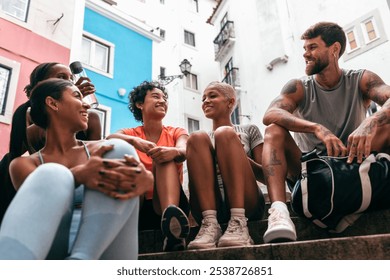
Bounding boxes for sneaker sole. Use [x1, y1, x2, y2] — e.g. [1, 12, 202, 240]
[163, 237, 186, 252]
[263, 229, 297, 243]
[161, 206, 190, 240]
[187, 243, 217, 250]
[218, 238, 254, 248]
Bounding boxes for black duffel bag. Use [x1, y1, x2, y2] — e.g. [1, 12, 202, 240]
[291, 150, 390, 233]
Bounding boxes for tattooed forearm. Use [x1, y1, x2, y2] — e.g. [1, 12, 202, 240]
[375, 111, 390, 126]
[279, 114, 296, 127]
[320, 126, 332, 137]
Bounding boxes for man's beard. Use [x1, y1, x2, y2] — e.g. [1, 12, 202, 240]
[305, 57, 328, 75]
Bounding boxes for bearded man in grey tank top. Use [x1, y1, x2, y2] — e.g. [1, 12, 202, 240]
[260, 21, 390, 244]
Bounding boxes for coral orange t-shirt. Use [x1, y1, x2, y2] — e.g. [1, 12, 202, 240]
[121, 125, 188, 200]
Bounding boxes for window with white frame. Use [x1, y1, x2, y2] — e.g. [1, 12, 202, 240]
[0, 57, 20, 124]
[1, 0, 29, 22]
[185, 73, 198, 91]
[81, 33, 114, 75]
[89, 104, 112, 139]
[362, 18, 379, 43]
[184, 30, 196, 47]
[187, 117, 199, 133]
[0, 67, 10, 116]
[343, 9, 388, 61]
[346, 29, 359, 52]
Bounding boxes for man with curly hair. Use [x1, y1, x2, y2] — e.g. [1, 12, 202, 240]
[108, 81, 190, 252]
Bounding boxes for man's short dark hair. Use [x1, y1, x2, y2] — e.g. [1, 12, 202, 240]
[301, 22, 346, 57]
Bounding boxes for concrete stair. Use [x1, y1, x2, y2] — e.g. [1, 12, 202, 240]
[138, 207, 390, 260]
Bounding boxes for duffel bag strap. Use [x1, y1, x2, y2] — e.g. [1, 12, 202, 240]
[376, 153, 390, 162]
[301, 160, 333, 229]
[357, 153, 377, 212]
[331, 153, 380, 233]
[301, 153, 380, 233]
[331, 213, 363, 233]
[301, 161, 312, 219]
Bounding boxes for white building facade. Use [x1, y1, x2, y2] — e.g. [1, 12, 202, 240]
[114, 0, 220, 133]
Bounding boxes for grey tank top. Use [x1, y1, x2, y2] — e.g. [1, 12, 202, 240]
[37, 141, 91, 164]
[294, 69, 367, 153]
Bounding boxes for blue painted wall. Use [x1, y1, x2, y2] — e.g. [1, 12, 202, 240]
[83, 8, 152, 133]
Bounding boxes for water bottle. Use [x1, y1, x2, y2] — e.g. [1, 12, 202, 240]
[69, 61, 99, 108]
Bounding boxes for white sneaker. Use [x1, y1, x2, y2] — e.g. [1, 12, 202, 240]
[187, 218, 222, 250]
[217, 216, 254, 247]
[263, 207, 297, 243]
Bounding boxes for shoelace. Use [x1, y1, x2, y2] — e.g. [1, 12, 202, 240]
[268, 208, 288, 225]
[225, 217, 246, 234]
[194, 219, 217, 240]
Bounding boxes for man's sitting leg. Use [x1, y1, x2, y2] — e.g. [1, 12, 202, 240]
[262, 124, 300, 243]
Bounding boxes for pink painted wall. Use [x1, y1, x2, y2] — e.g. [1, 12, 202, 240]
[0, 18, 70, 158]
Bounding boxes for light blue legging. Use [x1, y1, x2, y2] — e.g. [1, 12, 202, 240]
[0, 139, 140, 260]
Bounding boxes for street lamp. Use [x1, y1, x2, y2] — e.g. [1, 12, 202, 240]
[158, 59, 192, 85]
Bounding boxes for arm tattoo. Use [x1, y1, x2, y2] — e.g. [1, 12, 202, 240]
[279, 114, 296, 127]
[320, 126, 332, 137]
[364, 71, 389, 105]
[281, 80, 298, 95]
[375, 111, 390, 126]
[271, 99, 295, 113]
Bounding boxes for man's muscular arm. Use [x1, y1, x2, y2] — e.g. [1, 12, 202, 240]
[347, 70, 390, 163]
[263, 79, 348, 157]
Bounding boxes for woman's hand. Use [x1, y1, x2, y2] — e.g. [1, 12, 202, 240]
[72, 144, 153, 199]
[75, 77, 96, 97]
[146, 146, 177, 163]
[132, 138, 157, 154]
[111, 155, 154, 200]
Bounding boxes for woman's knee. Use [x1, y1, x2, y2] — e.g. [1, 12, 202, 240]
[101, 138, 139, 160]
[26, 163, 74, 200]
[214, 126, 237, 145]
[187, 131, 211, 150]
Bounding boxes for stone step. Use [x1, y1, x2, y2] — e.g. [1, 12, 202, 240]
[138, 208, 390, 259]
[139, 233, 390, 260]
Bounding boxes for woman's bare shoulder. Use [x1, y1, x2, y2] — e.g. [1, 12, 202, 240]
[9, 155, 39, 190]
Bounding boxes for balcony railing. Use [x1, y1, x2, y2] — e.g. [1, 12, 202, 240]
[213, 21, 235, 60]
[222, 67, 240, 89]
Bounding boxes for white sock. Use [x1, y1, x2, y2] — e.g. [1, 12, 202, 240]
[202, 210, 218, 221]
[271, 201, 289, 213]
[230, 208, 245, 218]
